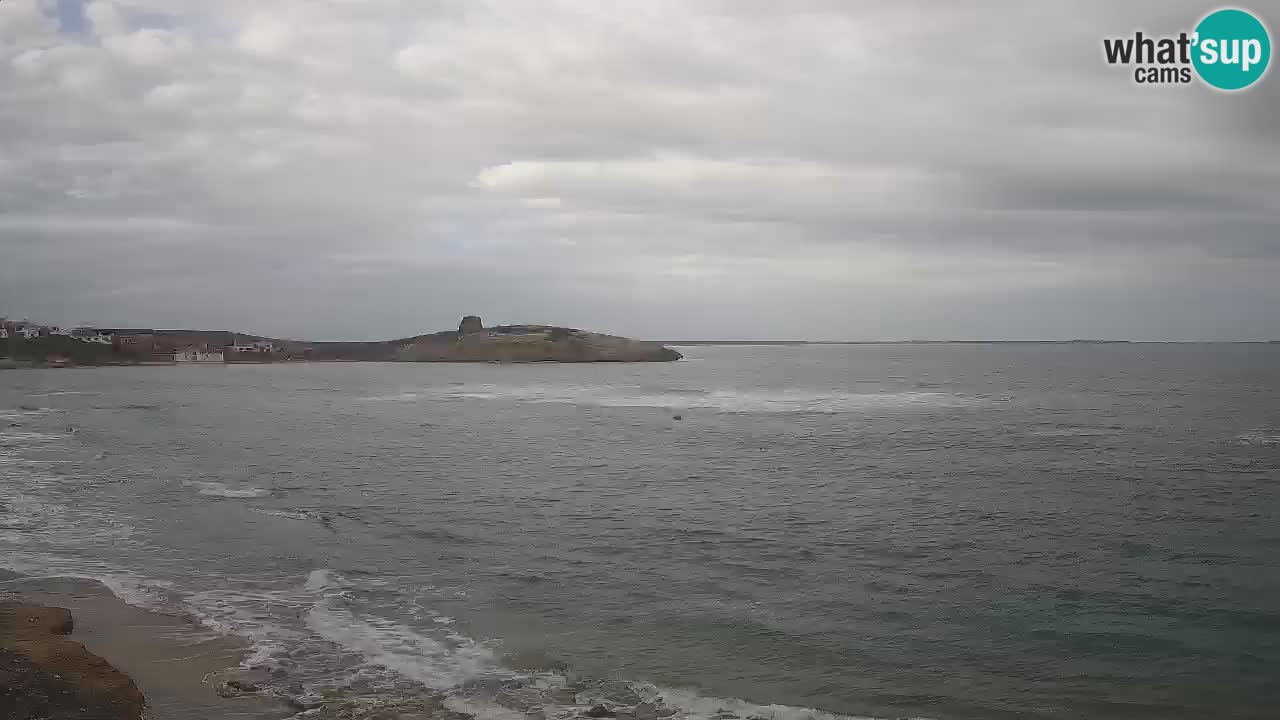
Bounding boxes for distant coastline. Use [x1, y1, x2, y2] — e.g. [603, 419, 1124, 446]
[1, 315, 681, 367]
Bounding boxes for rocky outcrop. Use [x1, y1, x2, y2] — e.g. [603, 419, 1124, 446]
[400, 319, 682, 363]
[0, 604, 145, 720]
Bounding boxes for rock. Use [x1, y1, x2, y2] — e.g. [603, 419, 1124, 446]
[553, 687, 582, 703]
[656, 708, 676, 718]
[594, 681, 642, 706]
[459, 316, 485, 335]
[584, 705, 617, 718]
[216, 679, 261, 697]
[1, 604, 144, 720]
[634, 702, 658, 720]
[672, 415, 682, 421]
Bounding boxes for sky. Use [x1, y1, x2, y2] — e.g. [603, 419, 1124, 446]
[1, 0, 1278, 341]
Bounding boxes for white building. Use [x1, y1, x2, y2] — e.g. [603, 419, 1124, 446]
[0, 328, 8, 339]
[71, 328, 113, 344]
[174, 348, 225, 363]
[18, 326, 41, 339]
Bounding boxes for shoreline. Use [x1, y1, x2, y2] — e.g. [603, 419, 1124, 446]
[0, 573, 843, 720]
[1, 574, 292, 720]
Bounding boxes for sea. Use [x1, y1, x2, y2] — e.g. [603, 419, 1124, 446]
[1, 344, 1278, 720]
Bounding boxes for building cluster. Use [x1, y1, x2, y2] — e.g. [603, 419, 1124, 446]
[1, 317, 289, 364]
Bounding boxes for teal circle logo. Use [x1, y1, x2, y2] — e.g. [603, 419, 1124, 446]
[1192, 8, 1271, 90]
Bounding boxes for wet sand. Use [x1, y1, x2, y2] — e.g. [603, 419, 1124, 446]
[2, 575, 290, 720]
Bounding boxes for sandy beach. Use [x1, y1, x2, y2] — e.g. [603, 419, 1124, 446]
[2, 573, 290, 720]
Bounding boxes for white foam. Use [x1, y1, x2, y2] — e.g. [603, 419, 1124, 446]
[0, 407, 64, 420]
[440, 385, 973, 414]
[653, 685, 909, 720]
[1027, 427, 1120, 437]
[305, 598, 507, 690]
[253, 508, 314, 521]
[359, 393, 421, 402]
[445, 696, 531, 720]
[0, 429, 66, 444]
[1237, 430, 1280, 445]
[305, 569, 333, 591]
[183, 480, 270, 498]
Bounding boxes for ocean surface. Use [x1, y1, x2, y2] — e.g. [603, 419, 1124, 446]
[2, 344, 1278, 720]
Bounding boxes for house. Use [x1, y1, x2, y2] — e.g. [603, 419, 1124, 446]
[0, 328, 8, 339]
[18, 326, 42, 339]
[174, 346, 225, 363]
[101, 329, 156, 355]
[228, 336, 278, 353]
[153, 331, 234, 354]
[71, 328, 113, 344]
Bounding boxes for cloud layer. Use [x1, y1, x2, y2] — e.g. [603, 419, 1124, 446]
[2, 0, 1278, 340]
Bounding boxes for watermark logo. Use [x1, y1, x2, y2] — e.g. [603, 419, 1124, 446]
[1102, 7, 1271, 90]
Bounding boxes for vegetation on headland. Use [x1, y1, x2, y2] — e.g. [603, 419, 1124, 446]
[0, 336, 138, 368]
[398, 321, 683, 363]
[0, 315, 682, 366]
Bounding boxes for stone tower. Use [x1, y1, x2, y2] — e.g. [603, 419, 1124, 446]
[458, 316, 484, 335]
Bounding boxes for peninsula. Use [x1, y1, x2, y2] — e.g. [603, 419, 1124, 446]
[397, 316, 683, 363]
[0, 316, 682, 367]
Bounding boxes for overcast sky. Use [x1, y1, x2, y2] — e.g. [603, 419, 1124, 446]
[1, 0, 1277, 341]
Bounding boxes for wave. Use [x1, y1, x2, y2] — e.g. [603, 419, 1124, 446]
[2, 553, 909, 720]
[306, 597, 505, 691]
[182, 480, 271, 498]
[439, 385, 974, 415]
[1237, 430, 1280, 445]
[252, 508, 315, 521]
[0, 429, 67, 443]
[1026, 425, 1124, 438]
[358, 392, 422, 402]
[0, 407, 65, 420]
[293, 570, 902, 720]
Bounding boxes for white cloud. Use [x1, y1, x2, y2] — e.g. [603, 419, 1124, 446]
[85, 0, 128, 37]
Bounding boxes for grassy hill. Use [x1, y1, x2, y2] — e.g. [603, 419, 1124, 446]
[0, 336, 137, 367]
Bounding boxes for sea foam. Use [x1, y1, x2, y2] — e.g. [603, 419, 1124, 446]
[183, 480, 271, 498]
[440, 384, 972, 414]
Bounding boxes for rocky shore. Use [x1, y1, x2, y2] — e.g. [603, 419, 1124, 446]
[0, 595, 707, 720]
[1, 577, 766, 720]
[2, 576, 288, 720]
[0, 603, 144, 720]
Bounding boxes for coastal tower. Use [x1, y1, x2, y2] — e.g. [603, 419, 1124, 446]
[458, 315, 484, 335]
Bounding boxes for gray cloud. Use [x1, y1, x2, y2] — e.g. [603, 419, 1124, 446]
[1, 0, 1278, 340]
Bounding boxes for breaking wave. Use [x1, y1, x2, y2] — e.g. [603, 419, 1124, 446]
[1237, 430, 1280, 445]
[183, 480, 271, 498]
[438, 385, 974, 414]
